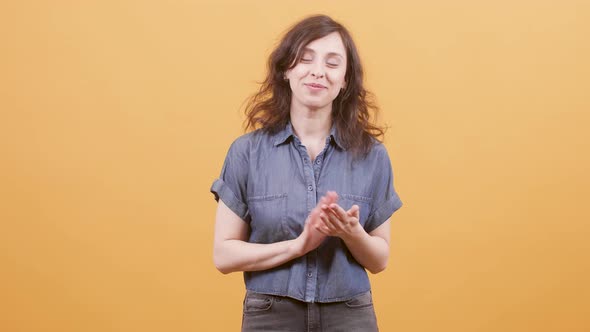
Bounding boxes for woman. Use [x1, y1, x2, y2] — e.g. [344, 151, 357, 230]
[210, 14, 403, 331]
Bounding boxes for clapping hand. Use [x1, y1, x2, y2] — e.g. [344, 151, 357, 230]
[311, 195, 363, 240]
[296, 191, 339, 255]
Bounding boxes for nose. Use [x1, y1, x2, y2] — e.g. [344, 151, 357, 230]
[310, 62, 324, 78]
[311, 71, 324, 78]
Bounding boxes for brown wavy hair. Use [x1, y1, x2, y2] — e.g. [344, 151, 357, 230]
[244, 14, 386, 156]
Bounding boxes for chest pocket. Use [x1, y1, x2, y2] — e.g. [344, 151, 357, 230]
[338, 194, 373, 229]
[247, 193, 289, 244]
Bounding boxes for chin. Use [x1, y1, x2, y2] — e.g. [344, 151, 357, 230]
[301, 98, 332, 110]
[293, 93, 334, 110]
[307, 103, 331, 110]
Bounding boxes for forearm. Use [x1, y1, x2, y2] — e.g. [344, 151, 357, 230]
[214, 238, 302, 274]
[212, 193, 335, 274]
[341, 229, 390, 274]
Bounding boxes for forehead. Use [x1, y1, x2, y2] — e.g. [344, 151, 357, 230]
[303, 32, 346, 57]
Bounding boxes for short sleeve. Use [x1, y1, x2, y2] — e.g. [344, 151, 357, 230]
[210, 137, 250, 221]
[364, 146, 403, 233]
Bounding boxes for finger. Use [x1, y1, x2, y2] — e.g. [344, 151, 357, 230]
[325, 209, 347, 233]
[316, 194, 332, 211]
[319, 210, 341, 232]
[317, 212, 331, 227]
[325, 191, 339, 205]
[322, 205, 339, 221]
[314, 223, 331, 235]
[312, 220, 328, 234]
[328, 203, 349, 221]
[315, 212, 337, 235]
[322, 204, 348, 221]
[347, 204, 360, 219]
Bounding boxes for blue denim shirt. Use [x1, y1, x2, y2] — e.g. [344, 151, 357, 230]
[210, 123, 403, 303]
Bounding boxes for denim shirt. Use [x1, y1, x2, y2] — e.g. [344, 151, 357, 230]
[210, 123, 403, 303]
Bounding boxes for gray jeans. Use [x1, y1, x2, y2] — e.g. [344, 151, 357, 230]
[241, 290, 379, 332]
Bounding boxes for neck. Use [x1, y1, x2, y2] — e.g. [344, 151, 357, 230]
[289, 103, 332, 141]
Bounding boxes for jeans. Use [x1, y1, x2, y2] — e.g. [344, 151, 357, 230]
[241, 290, 379, 332]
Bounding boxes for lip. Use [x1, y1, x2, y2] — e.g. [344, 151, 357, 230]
[304, 83, 327, 89]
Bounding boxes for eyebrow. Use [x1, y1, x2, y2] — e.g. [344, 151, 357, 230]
[302, 47, 344, 59]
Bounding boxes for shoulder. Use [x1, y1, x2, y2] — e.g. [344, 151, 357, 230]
[225, 129, 277, 156]
[227, 129, 265, 150]
[368, 140, 388, 155]
[360, 139, 390, 163]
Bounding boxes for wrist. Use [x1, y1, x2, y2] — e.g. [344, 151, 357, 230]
[289, 237, 305, 258]
[340, 224, 366, 243]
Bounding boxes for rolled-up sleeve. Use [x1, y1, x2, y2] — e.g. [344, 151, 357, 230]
[364, 146, 403, 233]
[210, 138, 250, 221]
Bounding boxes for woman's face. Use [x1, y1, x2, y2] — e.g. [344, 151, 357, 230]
[285, 32, 347, 111]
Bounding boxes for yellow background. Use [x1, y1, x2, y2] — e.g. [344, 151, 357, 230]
[1, 1, 589, 331]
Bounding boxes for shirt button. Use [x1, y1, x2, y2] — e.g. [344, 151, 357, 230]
[308, 185, 313, 191]
[316, 159, 321, 165]
[307, 272, 313, 278]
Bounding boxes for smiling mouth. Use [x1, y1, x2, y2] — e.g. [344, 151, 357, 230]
[305, 83, 327, 89]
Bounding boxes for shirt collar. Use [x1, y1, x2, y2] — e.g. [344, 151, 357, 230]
[273, 121, 345, 150]
[273, 122, 295, 146]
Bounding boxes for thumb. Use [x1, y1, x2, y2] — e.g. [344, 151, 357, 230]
[347, 205, 360, 218]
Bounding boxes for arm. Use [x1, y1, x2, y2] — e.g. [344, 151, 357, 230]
[213, 193, 337, 274]
[314, 203, 391, 274]
[341, 218, 391, 274]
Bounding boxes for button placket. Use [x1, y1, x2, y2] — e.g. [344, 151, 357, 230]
[292, 139, 321, 302]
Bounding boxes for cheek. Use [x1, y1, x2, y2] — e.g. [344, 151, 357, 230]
[289, 65, 309, 79]
[288, 80, 297, 93]
[328, 69, 346, 85]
